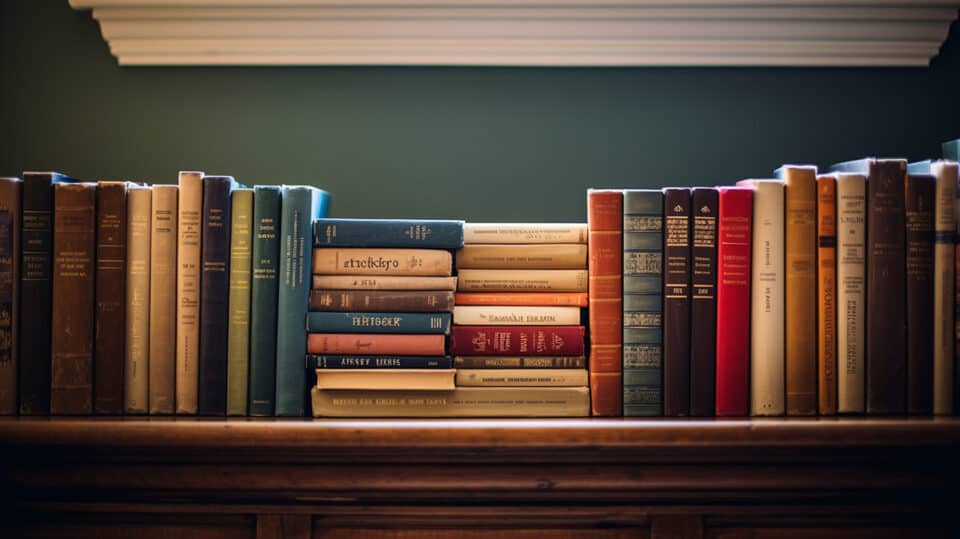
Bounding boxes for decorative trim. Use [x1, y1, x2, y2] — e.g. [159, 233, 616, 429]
[69, 1, 960, 66]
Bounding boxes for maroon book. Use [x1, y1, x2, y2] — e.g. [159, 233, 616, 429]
[451, 326, 585, 356]
[94, 182, 128, 414]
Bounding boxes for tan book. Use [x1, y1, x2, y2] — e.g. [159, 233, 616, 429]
[817, 175, 837, 415]
[311, 386, 590, 417]
[310, 275, 458, 291]
[836, 173, 866, 414]
[454, 356, 586, 369]
[314, 369, 455, 391]
[452, 305, 580, 326]
[457, 269, 588, 292]
[932, 161, 958, 415]
[456, 244, 587, 269]
[175, 171, 203, 414]
[125, 186, 152, 415]
[313, 248, 452, 276]
[463, 223, 587, 244]
[455, 369, 587, 387]
[148, 185, 178, 415]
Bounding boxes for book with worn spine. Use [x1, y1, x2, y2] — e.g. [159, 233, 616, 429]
[455, 369, 587, 387]
[313, 248, 451, 276]
[307, 333, 445, 356]
[463, 223, 587, 244]
[315, 369, 455, 391]
[125, 185, 152, 415]
[307, 355, 453, 369]
[456, 244, 587, 269]
[817, 175, 837, 415]
[587, 190, 623, 416]
[314, 218, 464, 248]
[453, 356, 585, 369]
[175, 171, 204, 415]
[312, 275, 458, 291]
[309, 290, 454, 312]
[663, 188, 690, 417]
[451, 326, 585, 356]
[248, 186, 282, 416]
[904, 172, 935, 415]
[148, 185, 179, 415]
[452, 306, 579, 326]
[227, 188, 253, 416]
[715, 187, 752, 416]
[94, 181, 128, 415]
[0, 178, 20, 415]
[457, 269, 587, 292]
[306, 312, 451, 334]
[835, 173, 866, 414]
[689, 188, 718, 417]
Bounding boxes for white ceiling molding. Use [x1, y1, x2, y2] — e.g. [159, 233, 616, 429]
[69, 1, 960, 67]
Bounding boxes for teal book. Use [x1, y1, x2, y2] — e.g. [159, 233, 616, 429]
[943, 139, 959, 161]
[248, 186, 282, 417]
[622, 189, 664, 417]
[305, 312, 452, 334]
[275, 186, 330, 416]
[227, 189, 254, 416]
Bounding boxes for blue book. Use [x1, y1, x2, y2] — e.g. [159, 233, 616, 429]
[306, 312, 451, 334]
[248, 186, 282, 417]
[305, 355, 453, 369]
[943, 139, 959, 161]
[622, 189, 664, 417]
[275, 185, 330, 416]
[313, 218, 464, 248]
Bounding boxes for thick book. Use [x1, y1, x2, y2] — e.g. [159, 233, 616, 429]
[307, 333, 445, 356]
[312, 386, 590, 417]
[248, 185, 282, 416]
[307, 355, 453, 369]
[454, 356, 586, 369]
[737, 180, 784, 416]
[456, 369, 587, 387]
[93, 181, 127, 415]
[689, 188, 718, 417]
[125, 186, 152, 414]
[313, 218, 464, 249]
[0, 178, 21, 415]
[275, 186, 330, 417]
[622, 189, 663, 417]
[904, 173, 935, 415]
[587, 189, 623, 416]
[817, 175, 838, 415]
[175, 171, 204, 415]
[312, 275, 458, 291]
[456, 269, 588, 292]
[309, 290, 455, 312]
[835, 173, 866, 414]
[450, 326, 585, 356]
[315, 369, 456, 391]
[662, 188, 691, 417]
[714, 187, 752, 417]
[313, 248, 452, 276]
[777, 165, 818, 416]
[932, 162, 957, 415]
[452, 306, 580, 326]
[198, 176, 237, 415]
[456, 244, 587, 269]
[50, 183, 97, 415]
[227, 188, 253, 416]
[148, 185, 179, 415]
[306, 312, 452, 334]
[463, 223, 588, 244]
[454, 292, 588, 307]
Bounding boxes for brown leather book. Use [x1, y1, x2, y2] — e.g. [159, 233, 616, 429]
[663, 188, 691, 417]
[816, 175, 837, 415]
[587, 189, 623, 416]
[689, 188, 718, 417]
[0, 178, 21, 415]
[50, 183, 97, 415]
[94, 182, 128, 415]
[905, 173, 935, 415]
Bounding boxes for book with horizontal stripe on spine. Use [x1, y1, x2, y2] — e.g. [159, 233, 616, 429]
[452, 305, 580, 326]
[463, 223, 587, 244]
[312, 275, 458, 291]
[313, 248, 452, 276]
[307, 355, 453, 369]
[455, 369, 587, 387]
[306, 312, 451, 334]
[307, 333, 445, 356]
[313, 218, 464, 249]
[689, 187, 718, 417]
[309, 290, 455, 312]
[835, 173, 866, 414]
[457, 269, 587, 292]
[450, 326, 585, 356]
[454, 356, 586, 369]
[94, 181, 129, 415]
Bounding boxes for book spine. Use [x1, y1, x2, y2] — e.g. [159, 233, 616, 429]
[454, 356, 586, 369]
[307, 355, 454, 369]
[866, 160, 907, 415]
[248, 186, 281, 416]
[836, 174, 866, 414]
[306, 312, 452, 334]
[198, 176, 234, 415]
[932, 162, 957, 415]
[715, 187, 752, 416]
[306, 333, 445, 356]
[587, 190, 623, 416]
[622, 190, 663, 417]
[125, 187, 152, 414]
[93, 182, 127, 415]
[455, 244, 587, 269]
[905, 174, 935, 415]
[312, 275, 458, 291]
[450, 326, 585, 356]
[314, 369, 455, 391]
[457, 269, 588, 292]
[275, 186, 330, 417]
[663, 188, 690, 417]
[453, 306, 579, 326]
[175, 171, 204, 415]
[690, 188, 718, 417]
[313, 248, 452, 276]
[956, 189, 960, 415]
[453, 292, 588, 307]
[817, 176, 837, 415]
[313, 219, 464, 249]
[148, 185, 179, 415]
[455, 369, 588, 387]
[0, 179, 20, 414]
[50, 183, 97, 415]
[309, 290, 455, 312]
[227, 189, 253, 416]
[463, 223, 588, 244]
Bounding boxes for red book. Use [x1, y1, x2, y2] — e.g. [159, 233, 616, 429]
[307, 334, 445, 356]
[587, 189, 623, 416]
[450, 326, 585, 356]
[715, 187, 752, 416]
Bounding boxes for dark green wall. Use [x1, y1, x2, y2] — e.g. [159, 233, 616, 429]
[2, 0, 959, 221]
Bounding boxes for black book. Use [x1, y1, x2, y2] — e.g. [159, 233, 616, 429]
[905, 173, 935, 415]
[689, 188, 718, 417]
[663, 188, 692, 417]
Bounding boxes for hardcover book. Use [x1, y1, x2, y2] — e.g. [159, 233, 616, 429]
[452, 306, 580, 326]
[306, 312, 452, 334]
[450, 326, 585, 356]
[817, 175, 838, 415]
[175, 171, 204, 415]
[454, 292, 588, 307]
[689, 188, 718, 417]
[307, 355, 454, 369]
[456, 269, 588, 292]
[313, 248, 452, 276]
[312, 275, 458, 291]
[453, 356, 586, 369]
[456, 244, 587, 269]
[125, 186, 152, 415]
[315, 369, 456, 391]
[463, 223, 588, 244]
[94, 181, 128, 415]
[0, 178, 20, 415]
[835, 173, 866, 414]
[227, 188, 253, 416]
[148, 185, 179, 415]
[662, 188, 690, 417]
[313, 218, 464, 249]
[587, 189, 623, 416]
[248, 185, 282, 416]
[904, 173, 935, 415]
[309, 290, 455, 313]
[455, 369, 587, 387]
[307, 333, 445, 356]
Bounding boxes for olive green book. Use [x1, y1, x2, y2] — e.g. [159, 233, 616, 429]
[226, 189, 253, 416]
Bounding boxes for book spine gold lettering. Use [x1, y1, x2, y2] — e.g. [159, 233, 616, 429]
[588, 190, 623, 416]
[453, 356, 586, 369]
[311, 275, 458, 291]
[456, 244, 587, 269]
[455, 369, 588, 387]
[227, 189, 253, 416]
[175, 171, 203, 414]
[817, 176, 837, 415]
[837, 174, 866, 414]
[452, 305, 580, 326]
[457, 269, 588, 292]
[313, 248, 452, 276]
[148, 186, 179, 414]
[463, 223, 588, 244]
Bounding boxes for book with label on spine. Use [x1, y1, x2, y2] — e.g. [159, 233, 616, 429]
[307, 355, 453, 369]
[904, 172, 935, 415]
[662, 188, 690, 417]
[313, 275, 458, 291]
[715, 187, 752, 416]
[456, 244, 587, 269]
[275, 186, 330, 417]
[454, 292, 588, 307]
[307, 333, 445, 356]
[452, 306, 579, 326]
[456, 269, 588, 292]
[313, 218, 464, 249]
[451, 326, 585, 356]
[175, 171, 204, 415]
[0, 178, 20, 415]
[249, 186, 282, 416]
[125, 186, 152, 415]
[94, 181, 128, 415]
[309, 290, 454, 313]
[313, 248, 451, 276]
[315, 369, 456, 391]
[736, 180, 784, 416]
[455, 369, 587, 387]
[689, 188, 718, 417]
[835, 173, 866, 414]
[817, 175, 837, 415]
[587, 189, 623, 416]
[622, 190, 662, 417]
[463, 223, 588, 244]
[148, 185, 179, 415]
[227, 188, 253, 416]
[306, 312, 452, 334]
[453, 356, 586, 369]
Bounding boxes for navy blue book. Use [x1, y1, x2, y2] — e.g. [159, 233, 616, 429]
[306, 312, 451, 334]
[198, 175, 238, 415]
[306, 355, 454, 369]
[313, 218, 464, 249]
[248, 186, 282, 417]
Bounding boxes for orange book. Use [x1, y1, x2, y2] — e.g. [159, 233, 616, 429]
[587, 189, 623, 416]
[817, 175, 837, 415]
[306, 333, 445, 356]
[454, 292, 588, 307]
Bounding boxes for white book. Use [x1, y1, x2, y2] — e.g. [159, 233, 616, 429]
[452, 305, 581, 326]
[932, 161, 957, 415]
[148, 185, 179, 414]
[124, 186, 152, 415]
[175, 171, 204, 414]
[836, 173, 867, 414]
[463, 223, 587, 244]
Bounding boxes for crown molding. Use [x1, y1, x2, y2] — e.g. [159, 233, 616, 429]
[69, 1, 960, 66]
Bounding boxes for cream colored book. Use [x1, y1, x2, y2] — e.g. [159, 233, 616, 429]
[455, 369, 588, 387]
[314, 369, 455, 391]
[452, 305, 580, 326]
[457, 269, 588, 292]
[932, 161, 957, 415]
[456, 243, 587, 269]
[148, 185, 178, 414]
[175, 171, 204, 414]
[310, 275, 458, 291]
[124, 186, 152, 415]
[836, 173, 866, 414]
[312, 248, 452, 276]
[463, 223, 588, 244]
[312, 386, 590, 417]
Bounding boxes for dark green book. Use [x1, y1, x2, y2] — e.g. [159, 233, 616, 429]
[248, 186, 282, 417]
[226, 188, 253, 416]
